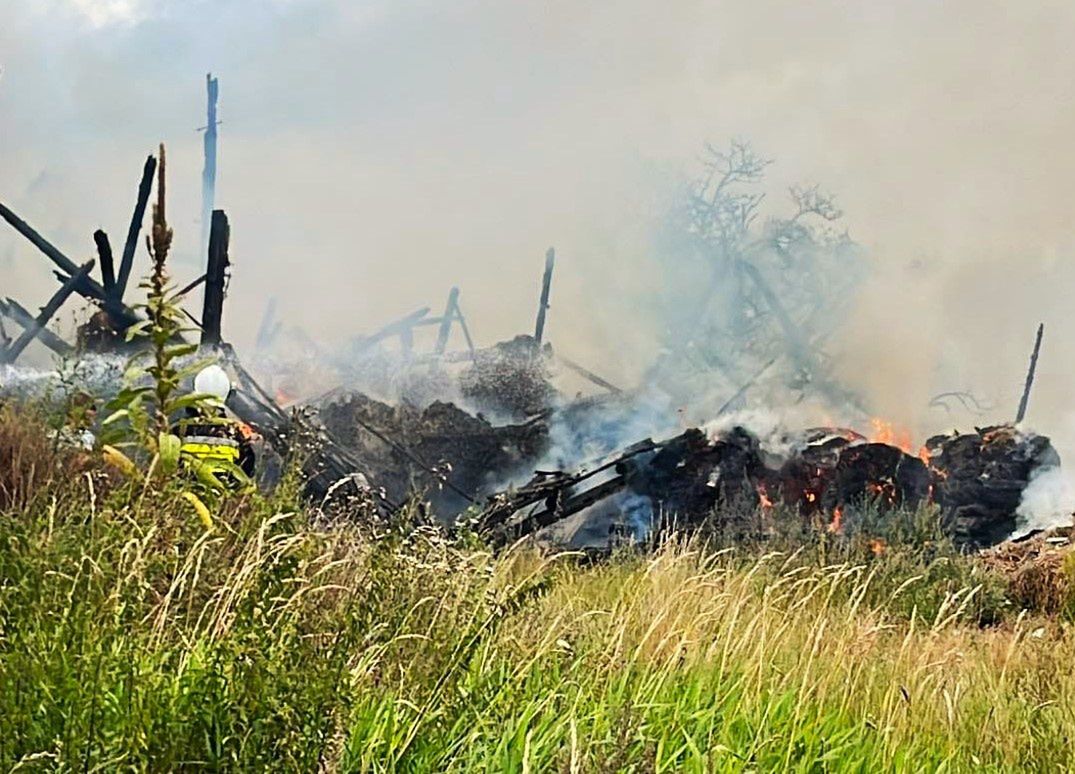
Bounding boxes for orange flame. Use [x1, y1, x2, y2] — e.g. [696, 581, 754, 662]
[757, 484, 774, 510]
[828, 506, 844, 534]
[870, 418, 912, 453]
[868, 538, 886, 556]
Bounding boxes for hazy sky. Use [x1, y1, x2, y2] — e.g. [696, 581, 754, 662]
[4, 0, 1075, 438]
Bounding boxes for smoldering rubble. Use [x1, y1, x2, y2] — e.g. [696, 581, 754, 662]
[1, 138, 1071, 555]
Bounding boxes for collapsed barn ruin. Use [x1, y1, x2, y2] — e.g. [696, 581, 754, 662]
[1, 132, 1069, 551]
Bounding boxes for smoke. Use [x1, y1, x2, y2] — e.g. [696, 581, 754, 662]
[6, 0, 1075, 483]
[1015, 466, 1075, 537]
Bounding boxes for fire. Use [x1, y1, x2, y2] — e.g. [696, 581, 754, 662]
[756, 483, 774, 510]
[918, 445, 931, 466]
[828, 505, 843, 534]
[866, 479, 898, 505]
[868, 538, 886, 556]
[869, 418, 912, 453]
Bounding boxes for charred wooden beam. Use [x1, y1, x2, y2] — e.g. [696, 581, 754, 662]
[1016, 323, 1045, 424]
[493, 473, 627, 546]
[454, 301, 477, 359]
[0, 200, 106, 301]
[2, 261, 93, 363]
[116, 155, 157, 303]
[200, 210, 230, 347]
[556, 354, 622, 394]
[177, 272, 208, 298]
[93, 230, 116, 296]
[534, 247, 555, 346]
[479, 438, 658, 535]
[0, 299, 72, 357]
[434, 287, 460, 355]
[353, 307, 431, 353]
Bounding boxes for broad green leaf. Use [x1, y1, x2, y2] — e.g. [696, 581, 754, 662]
[158, 432, 182, 474]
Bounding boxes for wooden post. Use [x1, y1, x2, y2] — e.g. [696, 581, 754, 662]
[0, 299, 73, 357]
[201, 73, 220, 254]
[116, 155, 157, 303]
[434, 287, 460, 355]
[200, 209, 229, 347]
[2, 261, 93, 363]
[1015, 323, 1045, 424]
[93, 229, 116, 296]
[534, 247, 555, 346]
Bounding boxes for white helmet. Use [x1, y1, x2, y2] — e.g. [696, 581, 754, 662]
[194, 364, 231, 403]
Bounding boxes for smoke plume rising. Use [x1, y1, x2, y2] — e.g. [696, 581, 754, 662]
[5, 1, 1075, 530]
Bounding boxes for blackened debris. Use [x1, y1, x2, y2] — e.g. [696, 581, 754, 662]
[925, 424, 1059, 548]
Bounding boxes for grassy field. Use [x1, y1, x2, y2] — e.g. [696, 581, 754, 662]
[1, 403, 1074, 772]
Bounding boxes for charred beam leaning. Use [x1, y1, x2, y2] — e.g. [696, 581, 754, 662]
[533, 247, 555, 346]
[353, 307, 431, 353]
[0, 299, 72, 357]
[116, 155, 157, 303]
[556, 354, 622, 394]
[0, 200, 106, 301]
[1016, 322, 1045, 424]
[2, 261, 93, 363]
[434, 287, 460, 355]
[200, 210, 230, 347]
[176, 273, 208, 299]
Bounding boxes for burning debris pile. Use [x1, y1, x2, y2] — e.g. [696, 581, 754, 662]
[473, 419, 1061, 550]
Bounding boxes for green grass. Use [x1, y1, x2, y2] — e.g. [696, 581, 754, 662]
[1, 403, 1074, 771]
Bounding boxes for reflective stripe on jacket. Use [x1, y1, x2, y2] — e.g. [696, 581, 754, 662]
[180, 435, 240, 463]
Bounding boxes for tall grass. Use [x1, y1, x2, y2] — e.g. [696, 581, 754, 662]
[0, 405, 1073, 771]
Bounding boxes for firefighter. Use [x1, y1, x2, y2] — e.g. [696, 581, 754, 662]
[176, 365, 255, 488]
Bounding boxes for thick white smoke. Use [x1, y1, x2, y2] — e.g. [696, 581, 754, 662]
[5, 0, 1075, 497]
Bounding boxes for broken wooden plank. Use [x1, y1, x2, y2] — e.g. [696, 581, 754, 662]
[0, 299, 73, 357]
[2, 261, 93, 363]
[534, 247, 555, 345]
[493, 474, 627, 546]
[116, 154, 157, 302]
[434, 287, 460, 355]
[1016, 323, 1045, 424]
[94, 230, 116, 296]
[200, 209, 230, 347]
[353, 307, 431, 353]
[556, 354, 622, 394]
